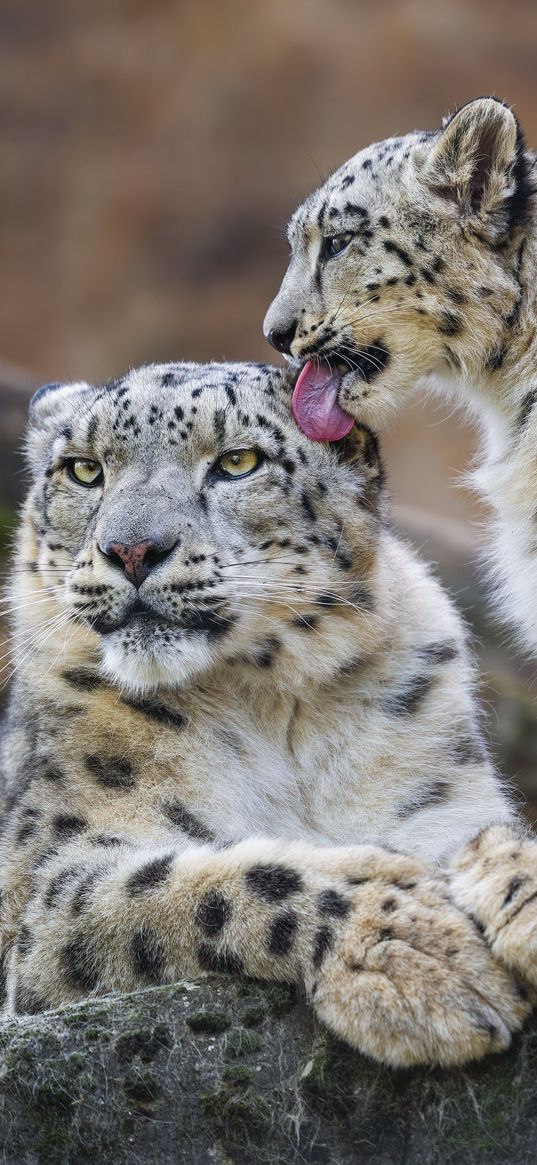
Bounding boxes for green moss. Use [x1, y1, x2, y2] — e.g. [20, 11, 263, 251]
[223, 1027, 263, 1059]
[222, 1064, 252, 1086]
[201, 1085, 272, 1143]
[33, 1116, 74, 1161]
[299, 1034, 366, 1118]
[114, 1023, 172, 1061]
[263, 984, 296, 1016]
[84, 1026, 112, 1042]
[433, 1057, 519, 1154]
[61, 1008, 92, 1026]
[123, 1066, 161, 1105]
[186, 1009, 231, 1035]
[241, 1003, 267, 1027]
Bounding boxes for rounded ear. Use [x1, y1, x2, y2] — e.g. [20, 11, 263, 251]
[28, 380, 92, 423]
[424, 97, 532, 242]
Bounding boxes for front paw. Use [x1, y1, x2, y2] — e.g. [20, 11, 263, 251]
[310, 868, 530, 1068]
[450, 824, 537, 989]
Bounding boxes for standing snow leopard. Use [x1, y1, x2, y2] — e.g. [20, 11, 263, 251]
[264, 96, 537, 655]
[0, 360, 534, 1068]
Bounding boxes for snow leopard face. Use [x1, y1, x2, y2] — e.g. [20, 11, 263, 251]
[264, 98, 533, 433]
[23, 361, 383, 693]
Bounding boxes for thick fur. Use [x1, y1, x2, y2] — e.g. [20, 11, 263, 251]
[264, 96, 537, 655]
[0, 361, 533, 1067]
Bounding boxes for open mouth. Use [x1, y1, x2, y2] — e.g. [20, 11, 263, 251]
[291, 358, 355, 442]
[291, 340, 390, 442]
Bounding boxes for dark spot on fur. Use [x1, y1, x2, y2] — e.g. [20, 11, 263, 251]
[517, 390, 537, 428]
[446, 287, 467, 305]
[61, 935, 100, 991]
[52, 814, 88, 841]
[130, 925, 166, 983]
[383, 240, 413, 267]
[503, 875, 528, 907]
[301, 492, 317, 523]
[486, 344, 508, 371]
[245, 864, 303, 902]
[318, 889, 351, 918]
[90, 834, 125, 848]
[418, 640, 458, 664]
[161, 799, 215, 842]
[41, 765, 65, 784]
[61, 668, 103, 691]
[382, 674, 436, 716]
[253, 636, 281, 668]
[267, 910, 298, 956]
[316, 593, 337, 609]
[450, 734, 487, 765]
[126, 853, 174, 895]
[85, 754, 136, 791]
[45, 863, 84, 909]
[397, 780, 452, 818]
[469, 913, 487, 938]
[71, 870, 104, 915]
[197, 943, 245, 976]
[122, 696, 186, 731]
[293, 614, 319, 632]
[17, 925, 34, 956]
[196, 891, 232, 936]
[438, 311, 463, 336]
[15, 819, 38, 845]
[312, 926, 333, 968]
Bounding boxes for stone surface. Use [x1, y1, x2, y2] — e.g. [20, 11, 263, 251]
[0, 978, 535, 1165]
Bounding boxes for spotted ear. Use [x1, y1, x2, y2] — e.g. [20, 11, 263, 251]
[28, 380, 93, 423]
[424, 97, 531, 243]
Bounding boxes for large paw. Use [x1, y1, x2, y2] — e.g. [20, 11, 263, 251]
[310, 863, 531, 1068]
[449, 823, 537, 989]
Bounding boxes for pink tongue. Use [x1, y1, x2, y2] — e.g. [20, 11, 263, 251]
[291, 360, 354, 442]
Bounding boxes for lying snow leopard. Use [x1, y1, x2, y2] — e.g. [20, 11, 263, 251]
[0, 360, 534, 1068]
[264, 96, 537, 656]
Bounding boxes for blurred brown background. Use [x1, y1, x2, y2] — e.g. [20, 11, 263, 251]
[1, 0, 537, 815]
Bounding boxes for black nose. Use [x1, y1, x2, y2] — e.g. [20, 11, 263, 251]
[267, 320, 298, 355]
[100, 538, 179, 588]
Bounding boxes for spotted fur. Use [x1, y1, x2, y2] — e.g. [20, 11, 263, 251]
[264, 96, 537, 655]
[0, 360, 531, 1067]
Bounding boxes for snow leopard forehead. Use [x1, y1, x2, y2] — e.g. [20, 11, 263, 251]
[27, 361, 302, 467]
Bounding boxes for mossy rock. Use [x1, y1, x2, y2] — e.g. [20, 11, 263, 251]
[0, 978, 535, 1163]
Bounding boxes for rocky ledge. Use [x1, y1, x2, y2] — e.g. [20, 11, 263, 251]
[0, 978, 535, 1164]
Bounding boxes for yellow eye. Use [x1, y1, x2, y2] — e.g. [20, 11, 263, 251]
[217, 449, 262, 479]
[67, 458, 103, 487]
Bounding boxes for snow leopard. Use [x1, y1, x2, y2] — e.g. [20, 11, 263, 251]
[0, 360, 533, 1068]
[263, 95, 537, 656]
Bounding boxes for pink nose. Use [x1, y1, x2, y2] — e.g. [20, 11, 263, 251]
[101, 539, 175, 587]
